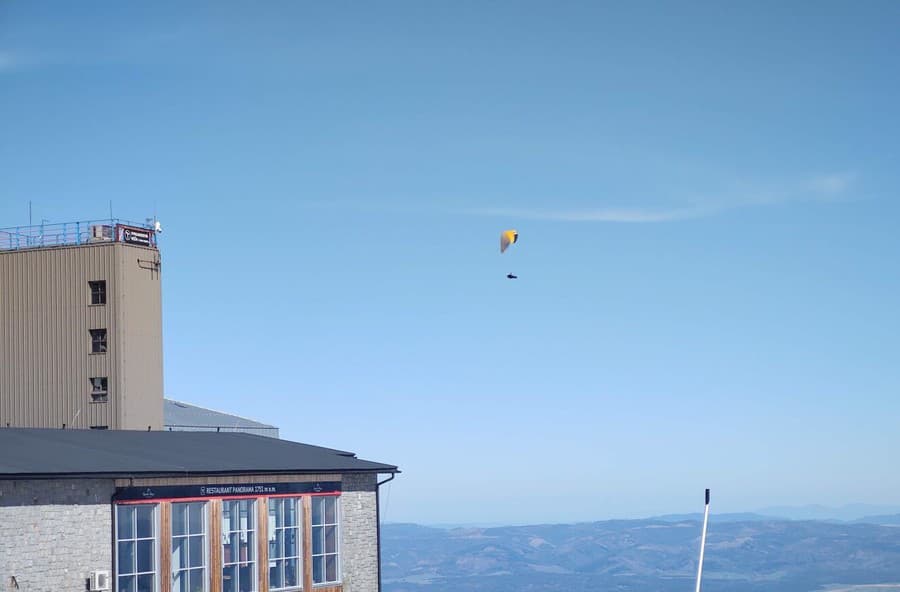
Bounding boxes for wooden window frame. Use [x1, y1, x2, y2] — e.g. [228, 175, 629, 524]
[116, 494, 345, 592]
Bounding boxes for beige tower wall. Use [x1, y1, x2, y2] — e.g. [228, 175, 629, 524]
[0, 241, 162, 429]
[115, 243, 163, 430]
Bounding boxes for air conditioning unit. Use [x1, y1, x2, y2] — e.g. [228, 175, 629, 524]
[90, 225, 113, 242]
[89, 570, 111, 591]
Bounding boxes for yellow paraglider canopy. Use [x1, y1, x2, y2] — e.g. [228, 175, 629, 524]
[500, 229, 518, 253]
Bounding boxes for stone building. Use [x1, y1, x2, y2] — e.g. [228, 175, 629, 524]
[0, 217, 398, 592]
[0, 428, 398, 592]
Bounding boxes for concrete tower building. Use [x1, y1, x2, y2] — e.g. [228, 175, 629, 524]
[0, 219, 163, 430]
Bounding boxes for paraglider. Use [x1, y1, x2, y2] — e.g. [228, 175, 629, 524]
[500, 229, 518, 253]
[501, 229, 518, 279]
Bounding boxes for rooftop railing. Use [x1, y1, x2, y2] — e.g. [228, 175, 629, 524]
[0, 218, 157, 251]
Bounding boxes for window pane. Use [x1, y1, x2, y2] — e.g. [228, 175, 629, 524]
[225, 533, 239, 564]
[270, 499, 282, 529]
[118, 506, 135, 539]
[90, 281, 107, 305]
[284, 500, 296, 528]
[241, 500, 254, 529]
[269, 561, 283, 590]
[189, 568, 205, 592]
[224, 500, 244, 532]
[222, 502, 234, 531]
[244, 531, 255, 563]
[313, 556, 323, 584]
[238, 563, 254, 592]
[284, 558, 299, 588]
[222, 565, 237, 592]
[172, 537, 186, 572]
[136, 505, 154, 538]
[119, 575, 135, 592]
[324, 497, 336, 524]
[311, 497, 323, 525]
[312, 526, 323, 555]
[173, 504, 188, 536]
[325, 554, 338, 583]
[173, 571, 188, 592]
[272, 529, 284, 559]
[284, 528, 298, 558]
[325, 525, 337, 554]
[188, 502, 205, 535]
[136, 539, 155, 573]
[137, 573, 154, 592]
[91, 329, 108, 353]
[189, 535, 204, 568]
[118, 541, 135, 573]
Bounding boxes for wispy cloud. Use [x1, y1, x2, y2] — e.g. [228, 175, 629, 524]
[0, 50, 64, 73]
[468, 172, 856, 223]
[470, 206, 710, 223]
[807, 172, 856, 196]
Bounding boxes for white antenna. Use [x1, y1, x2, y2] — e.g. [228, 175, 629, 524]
[695, 488, 710, 592]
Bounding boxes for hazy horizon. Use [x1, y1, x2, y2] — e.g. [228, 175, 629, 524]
[381, 501, 900, 529]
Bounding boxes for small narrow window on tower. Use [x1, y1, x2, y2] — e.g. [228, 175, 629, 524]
[90, 329, 107, 353]
[90, 377, 108, 402]
[89, 280, 106, 305]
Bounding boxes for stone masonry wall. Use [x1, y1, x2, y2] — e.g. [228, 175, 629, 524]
[0, 475, 385, 592]
[340, 473, 380, 592]
[0, 479, 115, 592]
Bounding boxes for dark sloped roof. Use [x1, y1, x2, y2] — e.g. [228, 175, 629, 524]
[164, 399, 278, 432]
[0, 429, 397, 478]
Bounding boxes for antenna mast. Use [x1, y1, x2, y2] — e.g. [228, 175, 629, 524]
[694, 488, 710, 592]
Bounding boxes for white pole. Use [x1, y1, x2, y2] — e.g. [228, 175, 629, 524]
[694, 488, 710, 592]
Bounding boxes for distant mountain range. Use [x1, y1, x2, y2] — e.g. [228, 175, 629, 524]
[754, 504, 900, 522]
[382, 517, 900, 592]
[422, 505, 900, 529]
[652, 511, 900, 525]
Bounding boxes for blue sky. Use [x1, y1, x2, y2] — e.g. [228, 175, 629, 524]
[2, 1, 899, 524]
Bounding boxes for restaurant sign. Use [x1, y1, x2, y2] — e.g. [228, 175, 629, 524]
[114, 481, 341, 502]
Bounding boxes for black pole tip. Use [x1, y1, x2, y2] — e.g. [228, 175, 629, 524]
[705, 489, 710, 504]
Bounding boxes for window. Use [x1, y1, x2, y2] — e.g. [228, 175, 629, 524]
[222, 499, 257, 592]
[90, 328, 107, 353]
[116, 504, 158, 592]
[172, 502, 208, 592]
[311, 496, 340, 585]
[268, 498, 301, 590]
[89, 280, 107, 305]
[90, 376, 108, 402]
